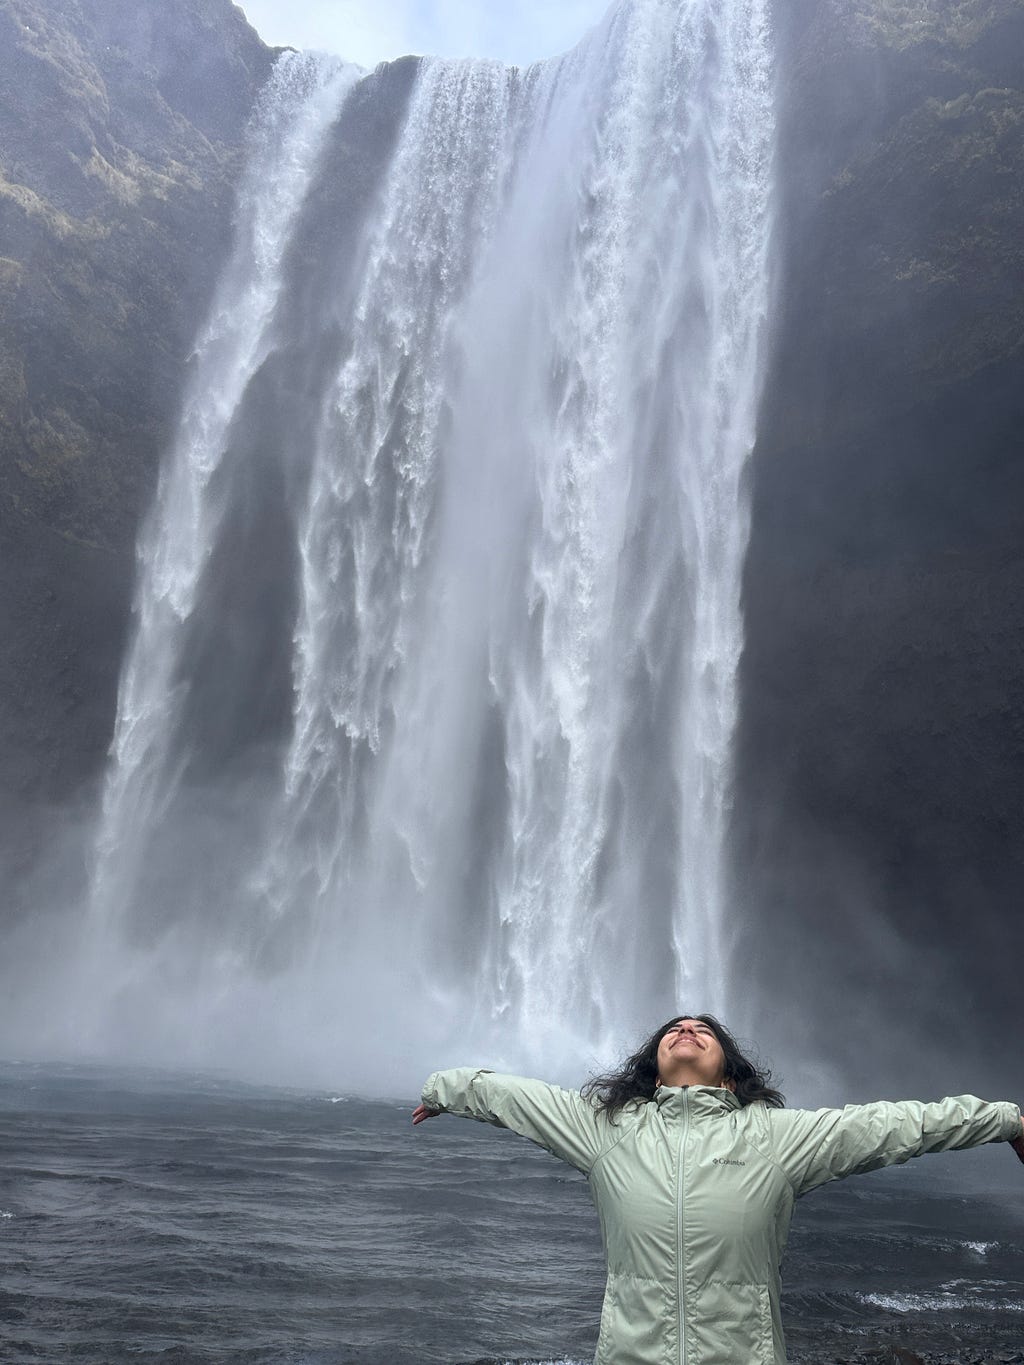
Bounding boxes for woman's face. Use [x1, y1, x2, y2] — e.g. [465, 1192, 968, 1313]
[655, 1018, 729, 1089]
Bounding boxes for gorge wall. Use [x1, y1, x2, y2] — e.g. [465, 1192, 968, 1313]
[0, 0, 276, 890]
[735, 0, 1024, 1086]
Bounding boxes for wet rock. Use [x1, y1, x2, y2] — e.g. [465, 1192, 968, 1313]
[734, 0, 1024, 1080]
[0, 0, 275, 898]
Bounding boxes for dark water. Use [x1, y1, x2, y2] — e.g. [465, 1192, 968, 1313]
[1, 1065, 1022, 1364]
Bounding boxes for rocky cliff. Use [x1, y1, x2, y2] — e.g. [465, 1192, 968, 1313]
[0, 0, 276, 879]
[735, 0, 1024, 1082]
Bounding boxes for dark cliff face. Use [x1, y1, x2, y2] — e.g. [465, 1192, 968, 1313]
[0, 0, 276, 879]
[735, 0, 1024, 1089]
[0, 0, 277, 554]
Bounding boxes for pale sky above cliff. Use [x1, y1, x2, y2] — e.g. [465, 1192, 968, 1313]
[237, 0, 610, 68]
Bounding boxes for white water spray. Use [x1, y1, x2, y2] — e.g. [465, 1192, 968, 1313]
[77, 0, 775, 1088]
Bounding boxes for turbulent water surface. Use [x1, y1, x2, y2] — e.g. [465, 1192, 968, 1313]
[2, 1068, 1023, 1365]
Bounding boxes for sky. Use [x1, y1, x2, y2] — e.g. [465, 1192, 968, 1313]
[236, 0, 612, 69]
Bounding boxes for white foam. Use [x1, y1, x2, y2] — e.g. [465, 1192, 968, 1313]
[861, 1289, 1024, 1314]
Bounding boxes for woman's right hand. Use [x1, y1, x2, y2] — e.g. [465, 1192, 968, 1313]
[412, 1103, 442, 1125]
[1011, 1118, 1024, 1165]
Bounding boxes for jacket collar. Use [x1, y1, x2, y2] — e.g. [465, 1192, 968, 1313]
[653, 1084, 741, 1116]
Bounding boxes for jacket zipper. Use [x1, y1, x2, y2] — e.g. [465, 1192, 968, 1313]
[676, 1087, 689, 1365]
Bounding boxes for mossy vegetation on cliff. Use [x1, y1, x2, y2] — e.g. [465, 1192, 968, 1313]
[849, 0, 1015, 49]
[821, 80, 1024, 406]
[0, 0, 274, 554]
[765, 0, 1024, 440]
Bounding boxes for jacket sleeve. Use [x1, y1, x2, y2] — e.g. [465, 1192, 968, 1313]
[420, 1068, 607, 1173]
[768, 1095, 1022, 1197]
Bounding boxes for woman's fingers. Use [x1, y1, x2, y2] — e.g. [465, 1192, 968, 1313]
[412, 1103, 442, 1125]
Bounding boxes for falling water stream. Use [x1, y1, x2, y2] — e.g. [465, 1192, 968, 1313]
[79, 0, 774, 1089]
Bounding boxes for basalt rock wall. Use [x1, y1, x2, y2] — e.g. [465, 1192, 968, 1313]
[0, 0, 277, 878]
[735, 0, 1024, 1087]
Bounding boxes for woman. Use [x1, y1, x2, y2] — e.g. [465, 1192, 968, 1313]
[413, 1014, 1024, 1365]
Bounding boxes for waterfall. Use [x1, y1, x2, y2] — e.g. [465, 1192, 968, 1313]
[83, 0, 775, 1089]
[90, 51, 361, 944]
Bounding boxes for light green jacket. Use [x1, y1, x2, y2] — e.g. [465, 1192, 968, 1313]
[420, 1069, 1020, 1365]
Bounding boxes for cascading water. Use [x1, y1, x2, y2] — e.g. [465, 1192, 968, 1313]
[80, 0, 775, 1090]
[89, 50, 362, 945]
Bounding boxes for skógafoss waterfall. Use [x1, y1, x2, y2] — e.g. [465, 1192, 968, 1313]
[84, 0, 775, 1087]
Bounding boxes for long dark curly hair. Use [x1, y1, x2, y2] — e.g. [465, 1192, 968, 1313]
[582, 1014, 785, 1120]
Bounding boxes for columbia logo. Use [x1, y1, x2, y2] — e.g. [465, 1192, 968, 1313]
[712, 1157, 746, 1166]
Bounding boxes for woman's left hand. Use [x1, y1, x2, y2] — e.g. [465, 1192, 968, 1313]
[412, 1103, 442, 1125]
[1011, 1118, 1024, 1165]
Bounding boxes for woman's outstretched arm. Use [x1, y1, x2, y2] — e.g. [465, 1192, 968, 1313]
[412, 1067, 608, 1172]
[769, 1095, 1023, 1197]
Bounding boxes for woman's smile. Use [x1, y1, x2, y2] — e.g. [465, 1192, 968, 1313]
[656, 1018, 728, 1088]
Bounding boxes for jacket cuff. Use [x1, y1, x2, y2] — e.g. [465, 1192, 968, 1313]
[421, 1071, 443, 1110]
[1002, 1102, 1023, 1141]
